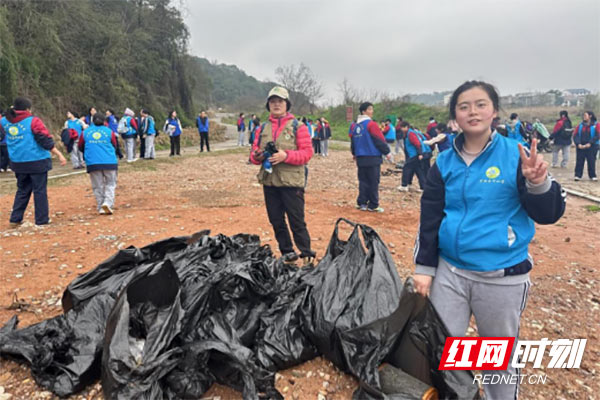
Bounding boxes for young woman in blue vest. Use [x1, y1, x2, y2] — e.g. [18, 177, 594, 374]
[64, 111, 85, 169]
[84, 107, 97, 127]
[196, 110, 210, 152]
[119, 108, 139, 162]
[550, 110, 573, 168]
[0, 97, 67, 226]
[140, 109, 157, 159]
[573, 111, 598, 181]
[397, 121, 428, 192]
[78, 113, 119, 215]
[164, 110, 183, 156]
[349, 102, 393, 212]
[413, 81, 565, 399]
[506, 112, 529, 147]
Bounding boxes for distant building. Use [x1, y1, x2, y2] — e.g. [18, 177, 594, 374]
[561, 88, 591, 107]
[501, 92, 556, 107]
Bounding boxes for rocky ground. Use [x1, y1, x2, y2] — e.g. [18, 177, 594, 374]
[0, 147, 598, 399]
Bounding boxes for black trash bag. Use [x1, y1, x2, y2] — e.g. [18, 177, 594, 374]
[385, 279, 481, 400]
[302, 218, 405, 396]
[62, 234, 199, 312]
[166, 313, 282, 400]
[101, 260, 184, 400]
[255, 264, 318, 371]
[0, 293, 115, 397]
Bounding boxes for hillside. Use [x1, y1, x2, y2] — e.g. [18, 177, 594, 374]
[188, 56, 275, 111]
[0, 0, 201, 129]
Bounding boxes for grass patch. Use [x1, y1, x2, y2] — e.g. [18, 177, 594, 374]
[584, 205, 600, 213]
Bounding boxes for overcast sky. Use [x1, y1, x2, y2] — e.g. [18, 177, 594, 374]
[183, 0, 599, 104]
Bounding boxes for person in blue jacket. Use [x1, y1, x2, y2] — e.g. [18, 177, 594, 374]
[349, 102, 393, 212]
[413, 81, 565, 399]
[0, 97, 67, 226]
[63, 111, 85, 169]
[573, 111, 598, 181]
[164, 110, 183, 156]
[78, 113, 119, 215]
[140, 109, 157, 159]
[506, 112, 529, 147]
[196, 110, 210, 152]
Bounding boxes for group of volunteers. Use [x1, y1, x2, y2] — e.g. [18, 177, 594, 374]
[0, 99, 214, 220]
[0, 80, 575, 399]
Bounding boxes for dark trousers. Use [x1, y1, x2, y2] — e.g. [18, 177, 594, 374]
[11, 172, 49, 225]
[263, 185, 312, 256]
[312, 139, 321, 154]
[200, 132, 210, 151]
[139, 137, 145, 158]
[170, 135, 181, 155]
[357, 165, 380, 209]
[0, 145, 8, 170]
[421, 154, 432, 182]
[575, 146, 597, 178]
[401, 156, 426, 188]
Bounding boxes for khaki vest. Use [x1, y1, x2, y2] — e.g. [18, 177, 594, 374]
[257, 119, 305, 187]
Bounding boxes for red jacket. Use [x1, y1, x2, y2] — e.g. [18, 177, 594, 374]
[250, 113, 313, 166]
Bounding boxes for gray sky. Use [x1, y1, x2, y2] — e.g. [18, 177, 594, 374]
[183, 0, 600, 104]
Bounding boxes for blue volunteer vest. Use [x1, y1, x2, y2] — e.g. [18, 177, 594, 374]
[404, 129, 430, 158]
[107, 115, 118, 133]
[507, 121, 527, 145]
[1, 116, 51, 163]
[435, 133, 535, 271]
[351, 120, 381, 157]
[67, 119, 83, 137]
[82, 125, 117, 166]
[385, 125, 396, 141]
[575, 124, 597, 144]
[146, 116, 156, 135]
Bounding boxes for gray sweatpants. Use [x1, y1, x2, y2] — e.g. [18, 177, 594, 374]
[321, 139, 329, 156]
[238, 131, 246, 146]
[145, 135, 155, 159]
[70, 145, 84, 168]
[552, 144, 570, 168]
[395, 139, 403, 154]
[89, 170, 117, 211]
[430, 259, 530, 400]
[125, 138, 136, 161]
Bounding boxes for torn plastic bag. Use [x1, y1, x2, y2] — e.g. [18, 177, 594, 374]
[101, 260, 184, 399]
[302, 218, 405, 395]
[0, 293, 115, 397]
[385, 279, 480, 399]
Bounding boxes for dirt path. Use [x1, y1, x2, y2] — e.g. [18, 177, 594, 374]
[0, 148, 598, 399]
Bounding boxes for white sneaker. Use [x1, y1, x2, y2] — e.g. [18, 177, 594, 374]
[101, 204, 113, 215]
[397, 185, 409, 192]
[592, 177, 598, 181]
[411, 187, 424, 193]
[574, 177, 581, 181]
[99, 208, 106, 215]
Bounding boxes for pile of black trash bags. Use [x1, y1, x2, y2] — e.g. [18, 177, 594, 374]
[0, 219, 479, 399]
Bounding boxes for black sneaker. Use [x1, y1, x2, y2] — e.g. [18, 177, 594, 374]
[281, 252, 299, 264]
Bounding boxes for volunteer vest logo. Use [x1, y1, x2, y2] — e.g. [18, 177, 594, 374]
[8, 126, 19, 136]
[92, 131, 102, 140]
[486, 166, 500, 179]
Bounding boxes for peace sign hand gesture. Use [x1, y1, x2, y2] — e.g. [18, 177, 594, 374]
[518, 138, 548, 185]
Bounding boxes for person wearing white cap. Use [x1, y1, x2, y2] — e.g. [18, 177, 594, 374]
[117, 108, 139, 162]
[249, 86, 316, 265]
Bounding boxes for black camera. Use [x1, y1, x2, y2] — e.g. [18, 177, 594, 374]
[264, 141, 278, 154]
